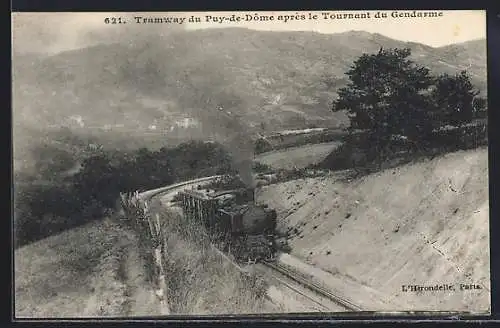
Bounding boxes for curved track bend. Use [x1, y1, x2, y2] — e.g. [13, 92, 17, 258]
[137, 176, 362, 313]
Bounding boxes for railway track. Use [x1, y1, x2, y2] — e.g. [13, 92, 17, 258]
[266, 270, 331, 312]
[137, 176, 363, 313]
[262, 260, 363, 312]
[197, 248, 339, 312]
[138, 175, 223, 201]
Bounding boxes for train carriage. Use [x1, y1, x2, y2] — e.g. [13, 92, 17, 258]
[178, 186, 277, 262]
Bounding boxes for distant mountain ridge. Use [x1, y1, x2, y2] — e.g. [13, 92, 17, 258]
[12, 29, 487, 163]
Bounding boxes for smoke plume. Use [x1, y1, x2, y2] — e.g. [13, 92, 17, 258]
[197, 106, 256, 188]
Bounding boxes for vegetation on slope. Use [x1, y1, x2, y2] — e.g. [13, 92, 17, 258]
[15, 219, 134, 317]
[324, 47, 487, 175]
[14, 140, 236, 248]
[153, 203, 271, 314]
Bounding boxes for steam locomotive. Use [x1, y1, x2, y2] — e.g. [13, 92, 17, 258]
[178, 186, 277, 263]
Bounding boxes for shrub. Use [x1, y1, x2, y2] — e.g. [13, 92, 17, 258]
[254, 138, 273, 154]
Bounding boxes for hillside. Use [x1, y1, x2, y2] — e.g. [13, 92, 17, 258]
[257, 147, 489, 312]
[14, 218, 168, 318]
[13, 29, 486, 163]
[15, 203, 275, 317]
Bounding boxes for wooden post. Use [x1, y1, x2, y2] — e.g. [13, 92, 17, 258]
[201, 200, 206, 225]
[194, 197, 198, 220]
[188, 196, 193, 219]
[189, 196, 193, 216]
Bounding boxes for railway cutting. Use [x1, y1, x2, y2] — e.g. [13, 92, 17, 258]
[140, 174, 363, 313]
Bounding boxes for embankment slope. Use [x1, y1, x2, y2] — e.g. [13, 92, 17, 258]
[258, 147, 489, 312]
[14, 218, 163, 318]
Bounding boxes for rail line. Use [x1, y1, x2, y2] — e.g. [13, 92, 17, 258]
[267, 272, 331, 312]
[262, 260, 363, 312]
[200, 248, 334, 312]
[138, 175, 223, 201]
[137, 176, 363, 313]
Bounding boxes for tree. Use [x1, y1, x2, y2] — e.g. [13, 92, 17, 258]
[332, 48, 435, 154]
[73, 154, 116, 208]
[430, 70, 479, 128]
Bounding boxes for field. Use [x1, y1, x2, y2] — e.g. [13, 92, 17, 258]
[255, 141, 341, 170]
[257, 147, 490, 313]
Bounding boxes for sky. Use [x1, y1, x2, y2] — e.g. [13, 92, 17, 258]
[12, 10, 486, 55]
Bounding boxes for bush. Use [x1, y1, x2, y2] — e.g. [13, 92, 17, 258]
[252, 162, 274, 174]
[423, 123, 488, 152]
[320, 123, 488, 177]
[254, 138, 273, 154]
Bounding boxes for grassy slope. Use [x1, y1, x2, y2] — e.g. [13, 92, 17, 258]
[15, 206, 276, 318]
[151, 201, 275, 315]
[257, 147, 489, 312]
[14, 218, 162, 318]
[255, 141, 341, 170]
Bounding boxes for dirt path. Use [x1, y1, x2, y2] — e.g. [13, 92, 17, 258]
[120, 241, 167, 317]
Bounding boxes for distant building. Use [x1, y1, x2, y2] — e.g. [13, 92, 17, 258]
[88, 143, 103, 151]
[68, 115, 85, 127]
[175, 117, 198, 128]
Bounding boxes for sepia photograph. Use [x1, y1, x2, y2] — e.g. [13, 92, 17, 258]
[12, 10, 489, 318]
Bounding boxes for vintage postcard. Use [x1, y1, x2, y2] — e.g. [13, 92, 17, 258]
[12, 10, 489, 318]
